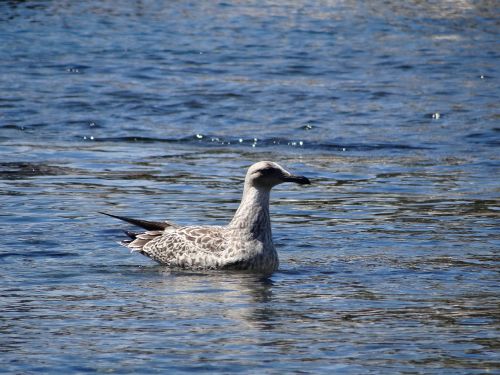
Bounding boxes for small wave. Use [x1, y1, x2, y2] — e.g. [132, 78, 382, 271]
[0, 250, 75, 259]
[94, 134, 431, 151]
[0, 162, 77, 179]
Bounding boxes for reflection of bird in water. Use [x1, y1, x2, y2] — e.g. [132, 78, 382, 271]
[102, 161, 310, 275]
[137, 269, 276, 330]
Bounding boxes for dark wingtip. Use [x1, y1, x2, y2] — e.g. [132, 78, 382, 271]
[99, 211, 114, 217]
[100, 211, 172, 231]
[99, 211, 127, 219]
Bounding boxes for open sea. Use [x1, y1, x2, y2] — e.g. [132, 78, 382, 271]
[0, 1, 499, 373]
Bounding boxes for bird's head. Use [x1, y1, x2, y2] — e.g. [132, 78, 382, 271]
[245, 161, 310, 189]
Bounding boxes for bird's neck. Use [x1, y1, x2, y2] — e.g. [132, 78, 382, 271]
[229, 184, 271, 238]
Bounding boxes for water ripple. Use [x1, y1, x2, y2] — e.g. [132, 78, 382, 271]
[0, 0, 498, 373]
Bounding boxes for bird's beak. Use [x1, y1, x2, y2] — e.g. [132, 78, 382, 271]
[283, 174, 311, 185]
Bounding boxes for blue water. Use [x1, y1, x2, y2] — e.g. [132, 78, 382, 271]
[1, 1, 499, 373]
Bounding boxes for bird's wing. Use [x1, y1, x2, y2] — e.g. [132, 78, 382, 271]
[133, 226, 227, 267]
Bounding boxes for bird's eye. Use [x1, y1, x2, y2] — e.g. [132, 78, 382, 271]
[254, 167, 276, 176]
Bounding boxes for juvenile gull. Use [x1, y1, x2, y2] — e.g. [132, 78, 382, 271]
[102, 161, 310, 275]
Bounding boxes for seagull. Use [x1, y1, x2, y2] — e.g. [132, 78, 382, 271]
[101, 161, 310, 275]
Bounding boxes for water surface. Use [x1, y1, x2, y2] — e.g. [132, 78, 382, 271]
[0, 1, 499, 373]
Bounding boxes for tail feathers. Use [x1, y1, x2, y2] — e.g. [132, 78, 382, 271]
[125, 230, 164, 252]
[125, 230, 139, 239]
[99, 211, 178, 231]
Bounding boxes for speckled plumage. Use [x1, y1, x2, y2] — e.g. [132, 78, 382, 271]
[103, 161, 310, 275]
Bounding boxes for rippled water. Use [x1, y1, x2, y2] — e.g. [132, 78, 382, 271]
[1, 1, 499, 373]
